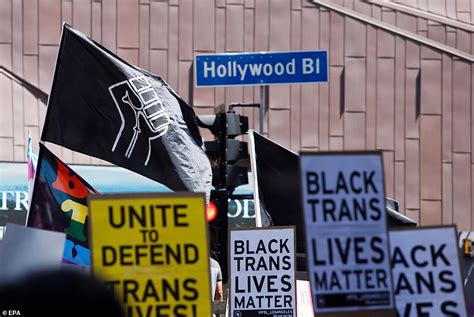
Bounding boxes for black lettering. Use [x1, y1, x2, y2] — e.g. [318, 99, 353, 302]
[119, 245, 133, 266]
[431, 244, 450, 266]
[439, 271, 456, 293]
[183, 278, 198, 300]
[411, 245, 428, 267]
[109, 206, 125, 228]
[415, 271, 435, 293]
[281, 275, 291, 292]
[123, 280, 140, 303]
[102, 246, 116, 266]
[392, 247, 409, 268]
[369, 198, 382, 221]
[129, 205, 147, 228]
[354, 237, 368, 264]
[314, 271, 327, 290]
[306, 172, 319, 194]
[162, 278, 179, 301]
[441, 301, 460, 317]
[142, 279, 159, 302]
[395, 273, 414, 295]
[350, 171, 362, 193]
[415, 302, 433, 317]
[371, 236, 384, 264]
[307, 199, 320, 222]
[312, 239, 326, 265]
[364, 171, 377, 193]
[335, 171, 349, 194]
[322, 199, 336, 222]
[174, 204, 188, 227]
[235, 240, 245, 255]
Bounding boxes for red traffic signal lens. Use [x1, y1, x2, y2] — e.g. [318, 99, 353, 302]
[206, 201, 218, 222]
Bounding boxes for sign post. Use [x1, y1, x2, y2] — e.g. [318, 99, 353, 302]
[229, 227, 297, 317]
[299, 151, 395, 316]
[195, 50, 329, 136]
[390, 226, 468, 317]
[88, 193, 212, 317]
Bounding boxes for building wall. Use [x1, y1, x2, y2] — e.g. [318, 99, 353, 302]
[0, 0, 473, 229]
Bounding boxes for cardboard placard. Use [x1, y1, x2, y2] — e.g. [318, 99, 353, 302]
[299, 152, 395, 315]
[230, 227, 296, 317]
[390, 226, 468, 317]
[88, 193, 212, 317]
[0, 223, 65, 284]
[296, 280, 314, 317]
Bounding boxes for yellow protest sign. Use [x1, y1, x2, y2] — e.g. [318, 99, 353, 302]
[88, 192, 212, 317]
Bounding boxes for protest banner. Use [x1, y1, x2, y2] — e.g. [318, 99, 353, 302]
[88, 193, 212, 317]
[299, 152, 395, 316]
[230, 227, 296, 317]
[390, 226, 468, 317]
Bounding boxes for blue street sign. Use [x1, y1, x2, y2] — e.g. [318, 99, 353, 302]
[194, 51, 328, 87]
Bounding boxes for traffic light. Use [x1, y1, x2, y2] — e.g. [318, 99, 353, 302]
[198, 109, 250, 284]
[197, 111, 249, 191]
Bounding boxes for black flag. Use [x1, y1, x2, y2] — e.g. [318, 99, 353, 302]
[41, 24, 211, 199]
[250, 131, 306, 252]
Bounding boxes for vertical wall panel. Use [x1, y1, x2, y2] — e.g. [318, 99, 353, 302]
[329, 66, 343, 136]
[138, 4, 149, 69]
[344, 112, 365, 150]
[453, 153, 471, 231]
[23, 0, 38, 54]
[102, 0, 117, 52]
[442, 55, 452, 162]
[150, 2, 168, 50]
[420, 115, 442, 200]
[92, 1, 102, 43]
[383, 151, 394, 197]
[39, 0, 61, 45]
[73, 0, 91, 36]
[366, 25, 376, 149]
[194, 0, 215, 51]
[420, 200, 442, 226]
[345, 18, 366, 57]
[269, 0, 291, 51]
[117, 0, 139, 48]
[442, 162, 453, 224]
[394, 37, 405, 161]
[168, 5, 179, 87]
[405, 139, 420, 209]
[405, 68, 419, 139]
[178, 0, 193, 60]
[226, 5, 244, 52]
[329, 12, 344, 66]
[376, 58, 395, 150]
[452, 60, 471, 153]
[395, 161, 405, 213]
[319, 10, 330, 151]
[420, 59, 442, 115]
[255, 0, 269, 51]
[344, 57, 366, 112]
[269, 109, 291, 148]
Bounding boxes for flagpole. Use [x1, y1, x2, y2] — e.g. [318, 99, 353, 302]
[248, 130, 262, 227]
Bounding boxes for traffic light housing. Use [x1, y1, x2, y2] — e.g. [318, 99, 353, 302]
[197, 111, 249, 191]
[198, 109, 250, 284]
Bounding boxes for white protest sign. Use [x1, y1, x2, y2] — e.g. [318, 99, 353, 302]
[230, 227, 296, 317]
[299, 152, 394, 315]
[390, 226, 468, 317]
[0, 223, 66, 284]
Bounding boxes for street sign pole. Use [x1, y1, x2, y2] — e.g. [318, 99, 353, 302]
[259, 85, 266, 134]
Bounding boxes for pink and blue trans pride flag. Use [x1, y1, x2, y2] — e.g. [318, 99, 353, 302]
[27, 131, 38, 208]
